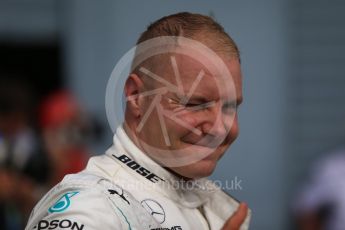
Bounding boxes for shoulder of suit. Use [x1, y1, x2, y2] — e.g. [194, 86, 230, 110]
[26, 171, 160, 230]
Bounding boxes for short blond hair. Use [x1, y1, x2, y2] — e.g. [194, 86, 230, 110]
[131, 12, 240, 86]
[137, 12, 239, 58]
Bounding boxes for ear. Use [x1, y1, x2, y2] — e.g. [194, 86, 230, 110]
[124, 73, 144, 117]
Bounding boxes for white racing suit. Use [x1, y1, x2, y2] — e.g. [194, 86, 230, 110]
[26, 126, 251, 230]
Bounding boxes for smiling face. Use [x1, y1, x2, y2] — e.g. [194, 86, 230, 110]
[125, 49, 242, 179]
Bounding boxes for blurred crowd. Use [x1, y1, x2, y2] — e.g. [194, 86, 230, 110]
[0, 77, 98, 229]
[293, 147, 345, 230]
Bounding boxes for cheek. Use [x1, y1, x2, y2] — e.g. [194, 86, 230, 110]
[163, 114, 193, 140]
[172, 112, 201, 134]
[179, 112, 199, 125]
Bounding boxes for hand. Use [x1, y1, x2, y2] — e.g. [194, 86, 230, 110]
[221, 202, 248, 230]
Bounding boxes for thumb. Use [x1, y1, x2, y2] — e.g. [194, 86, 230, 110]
[221, 202, 248, 230]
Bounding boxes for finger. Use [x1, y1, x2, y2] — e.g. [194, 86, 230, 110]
[222, 202, 248, 230]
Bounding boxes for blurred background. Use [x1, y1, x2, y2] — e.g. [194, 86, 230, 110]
[0, 0, 345, 229]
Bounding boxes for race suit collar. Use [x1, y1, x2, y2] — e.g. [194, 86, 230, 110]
[106, 125, 218, 208]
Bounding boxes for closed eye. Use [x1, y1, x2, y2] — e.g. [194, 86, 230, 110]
[183, 101, 216, 111]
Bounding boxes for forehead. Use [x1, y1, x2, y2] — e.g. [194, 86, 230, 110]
[150, 53, 242, 101]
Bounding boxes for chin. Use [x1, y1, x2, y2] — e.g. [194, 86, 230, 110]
[173, 159, 217, 179]
[195, 160, 217, 178]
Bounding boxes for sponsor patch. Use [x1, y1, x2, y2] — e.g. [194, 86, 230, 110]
[112, 153, 165, 183]
[151, 227, 182, 230]
[34, 219, 84, 230]
[141, 199, 165, 224]
[48, 191, 79, 213]
[108, 189, 130, 205]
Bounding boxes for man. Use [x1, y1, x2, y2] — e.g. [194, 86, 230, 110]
[26, 12, 251, 230]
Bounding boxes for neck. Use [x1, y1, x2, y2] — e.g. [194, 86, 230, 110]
[123, 121, 140, 149]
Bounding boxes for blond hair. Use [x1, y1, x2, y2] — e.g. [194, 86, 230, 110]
[137, 12, 239, 57]
[131, 12, 240, 85]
